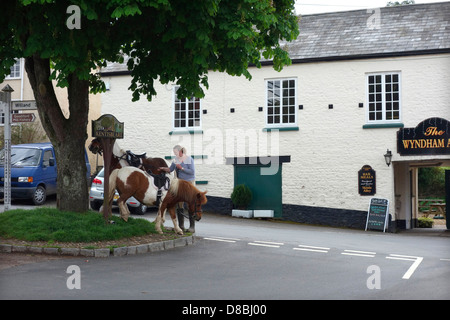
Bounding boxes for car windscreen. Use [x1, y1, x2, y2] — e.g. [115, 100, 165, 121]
[0, 148, 42, 166]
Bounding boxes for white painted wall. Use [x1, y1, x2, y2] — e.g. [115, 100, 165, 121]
[100, 53, 450, 220]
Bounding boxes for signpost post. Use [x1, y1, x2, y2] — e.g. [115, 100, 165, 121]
[1, 85, 14, 212]
[1, 87, 38, 212]
[91, 114, 124, 222]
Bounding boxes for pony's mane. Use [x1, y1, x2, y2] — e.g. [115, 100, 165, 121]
[169, 179, 204, 200]
[113, 140, 126, 157]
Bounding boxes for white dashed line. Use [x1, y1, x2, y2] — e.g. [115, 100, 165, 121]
[204, 237, 240, 243]
[248, 240, 284, 248]
[341, 250, 376, 258]
[203, 238, 429, 280]
[293, 245, 330, 253]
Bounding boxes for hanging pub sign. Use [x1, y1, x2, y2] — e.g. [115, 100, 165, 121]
[358, 165, 376, 196]
[397, 117, 450, 156]
[92, 114, 124, 139]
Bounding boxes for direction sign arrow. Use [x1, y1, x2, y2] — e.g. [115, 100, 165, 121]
[12, 113, 36, 123]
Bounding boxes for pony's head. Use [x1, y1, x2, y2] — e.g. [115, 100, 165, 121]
[189, 191, 208, 221]
[88, 138, 103, 155]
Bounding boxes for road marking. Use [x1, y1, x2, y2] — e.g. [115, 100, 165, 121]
[386, 254, 423, 279]
[204, 237, 240, 243]
[341, 250, 376, 258]
[293, 245, 330, 253]
[440, 258, 450, 262]
[248, 240, 284, 248]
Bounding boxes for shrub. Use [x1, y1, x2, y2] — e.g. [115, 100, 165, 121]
[231, 184, 252, 210]
[418, 217, 434, 228]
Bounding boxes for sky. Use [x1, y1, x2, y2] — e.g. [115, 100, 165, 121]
[294, 0, 450, 14]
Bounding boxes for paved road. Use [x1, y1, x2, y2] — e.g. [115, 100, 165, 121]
[1, 203, 450, 302]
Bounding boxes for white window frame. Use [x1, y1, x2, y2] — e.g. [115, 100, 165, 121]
[6, 59, 22, 79]
[365, 72, 402, 124]
[265, 78, 297, 128]
[172, 86, 202, 131]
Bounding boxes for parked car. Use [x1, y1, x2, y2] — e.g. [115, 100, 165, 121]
[89, 168, 148, 215]
[0, 142, 91, 205]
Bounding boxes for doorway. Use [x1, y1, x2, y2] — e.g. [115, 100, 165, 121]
[234, 164, 283, 218]
[416, 166, 448, 229]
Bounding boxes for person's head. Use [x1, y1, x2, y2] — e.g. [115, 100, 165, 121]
[173, 145, 186, 157]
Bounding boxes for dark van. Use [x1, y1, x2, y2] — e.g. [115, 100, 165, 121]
[0, 143, 91, 205]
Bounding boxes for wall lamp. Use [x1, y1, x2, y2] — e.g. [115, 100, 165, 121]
[384, 149, 392, 167]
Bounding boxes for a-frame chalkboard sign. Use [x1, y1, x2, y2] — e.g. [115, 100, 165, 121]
[365, 198, 389, 232]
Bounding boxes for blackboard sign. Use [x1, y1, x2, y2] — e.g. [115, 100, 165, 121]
[365, 198, 389, 232]
[358, 165, 376, 196]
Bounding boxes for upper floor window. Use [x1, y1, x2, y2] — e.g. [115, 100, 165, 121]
[173, 86, 201, 130]
[6, 59, 21, 79]
[366, 72, 401, 123]
[266, 78, 297, 127]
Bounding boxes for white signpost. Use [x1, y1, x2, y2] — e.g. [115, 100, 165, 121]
[1, 85, 13, 211]
[1, 86, 37, 212]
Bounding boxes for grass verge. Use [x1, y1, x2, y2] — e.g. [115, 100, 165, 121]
[0, 208, 157, 243]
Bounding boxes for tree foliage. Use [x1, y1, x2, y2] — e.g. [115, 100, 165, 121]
[0, 0, 299, 211]
[418, 167, 448, 198]
[1, 0, 299, 99]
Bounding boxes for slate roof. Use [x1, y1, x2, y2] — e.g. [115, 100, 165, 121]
[285, 1, 450, 62]
[101, 2, 450, 74]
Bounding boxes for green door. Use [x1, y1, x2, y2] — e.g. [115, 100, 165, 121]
[234, 164, 282, 218]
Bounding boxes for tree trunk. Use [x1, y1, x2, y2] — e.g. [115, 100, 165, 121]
[24, 55, 90, 212]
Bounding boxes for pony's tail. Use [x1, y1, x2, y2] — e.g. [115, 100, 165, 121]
[108, 169, 120, 204]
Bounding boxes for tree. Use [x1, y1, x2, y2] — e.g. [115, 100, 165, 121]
[0, 0, 299, 212]
[386, 0, 415, 6]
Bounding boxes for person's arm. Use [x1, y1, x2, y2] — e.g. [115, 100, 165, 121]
[181, 161, 194, 175]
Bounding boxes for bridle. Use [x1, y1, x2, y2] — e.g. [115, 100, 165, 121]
[180, 197, 203, 220]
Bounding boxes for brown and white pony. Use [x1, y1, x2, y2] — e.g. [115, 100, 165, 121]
[108, 167, 207, 235]
[88, 138, 168, 175]
[154, 179, 207, 235]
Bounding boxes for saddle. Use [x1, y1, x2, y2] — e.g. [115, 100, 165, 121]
[147, 171, 171, 206]
[125, 150, 146, 168]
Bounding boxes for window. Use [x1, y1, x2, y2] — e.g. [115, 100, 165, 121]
[173, 87, 201, 129]
[6, 59, 21, 79]
[366, 73, 401, 122]
[266, 79, 297, 127]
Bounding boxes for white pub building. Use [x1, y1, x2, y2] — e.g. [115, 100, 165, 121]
[98, 2, 450, 231]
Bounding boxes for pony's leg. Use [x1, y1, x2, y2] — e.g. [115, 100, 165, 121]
[154, 201, 168, 234]
[118, 198, 130, 222]
[168, 206, 183, 235]
[154, 209, 163, 234]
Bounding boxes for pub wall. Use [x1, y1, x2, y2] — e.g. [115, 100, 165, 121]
[101, 54, 450, 220]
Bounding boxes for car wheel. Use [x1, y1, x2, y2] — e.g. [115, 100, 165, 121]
[32, 185, 46, 205]
[130, 204, 147, 215]
[90, 200, 102, 211]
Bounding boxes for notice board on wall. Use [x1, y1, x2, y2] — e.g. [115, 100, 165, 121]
[365, 198, 389, 232]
